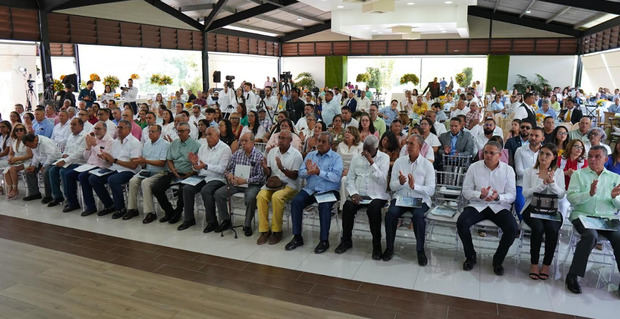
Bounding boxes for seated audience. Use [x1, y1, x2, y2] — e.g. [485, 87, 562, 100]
[336, 126, 363, 175]
[605, 142, 620, 175]
[22, 134, 60, 202]
[514, 127, 545, 216]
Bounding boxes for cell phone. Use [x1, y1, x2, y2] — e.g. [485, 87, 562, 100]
[99, 146, 104, 150]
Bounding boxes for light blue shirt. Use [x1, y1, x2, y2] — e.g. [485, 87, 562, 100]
[142, 137, 169, 173]
[450, 131, 460, 155]
[379, 107, 399, 126]
[490, 101, 504, 112]
[609, 103, 620, 113]
[321, 98, 341, 126]
[33, 118, 54, 138]
[299, 149, 343, 194]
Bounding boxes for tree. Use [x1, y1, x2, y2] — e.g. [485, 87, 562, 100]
[366, 67, 382, 89]
[513, 73, 549, 93]
[356, 72, 370, 83]
[294, 72, 315, 89]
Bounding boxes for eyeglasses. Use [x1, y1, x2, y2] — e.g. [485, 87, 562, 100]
[483, 151, 500, 155]
[521, 126, 532, 130]
[178, 129, 190, 133]
[573, 145, 584, 150]
[14, 128, 25, 132]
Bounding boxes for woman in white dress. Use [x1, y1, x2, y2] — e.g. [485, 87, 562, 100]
[336, 126, 363, 176]
[4, 123, 32, 199]
[100, 84, 115, 102]
[160, 109, 176, 141]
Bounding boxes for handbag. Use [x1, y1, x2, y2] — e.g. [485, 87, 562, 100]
[265, 176, 285, 190]
[532, 191, 559, 215]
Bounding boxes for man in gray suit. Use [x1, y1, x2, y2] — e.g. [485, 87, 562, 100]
[438, 117, 475, 162]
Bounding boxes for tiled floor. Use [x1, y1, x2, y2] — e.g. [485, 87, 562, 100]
[0, 196, 617, 318]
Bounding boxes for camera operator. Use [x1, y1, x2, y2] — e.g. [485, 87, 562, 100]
[243, 82, 258, 111]
[56, 84, 76, 109]
[262, 86, 278, 118]
[286, 88, 305, 123]
[218, 85, 236, 117]
[78, 81, 97, 108]
[120, 78, 139, 114]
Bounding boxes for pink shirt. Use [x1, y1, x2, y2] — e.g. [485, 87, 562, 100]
[131, 121, 142, 141]
[83, 135, 114, 168]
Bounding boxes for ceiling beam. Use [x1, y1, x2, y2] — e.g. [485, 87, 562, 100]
[211, 28, 278, 42]
[247, 0, 324, 23]
[546, 6, 570, 24]
[280, 20, 330, 42]
[468, 6, 581, 37]
[44, 0, 130, 11]
[583, 16, 620, 35]
[180, 4, 215, 12]
[207, 0, 297, 31]
[0, 0, 38, 9]
[540, 0, 620, 16]
[204, 0, 228, 30]
[143, 0, 204, 31]
[519, 0, 536, 18]
[493, 0, 500, 12]
[232, 23, 284, 36]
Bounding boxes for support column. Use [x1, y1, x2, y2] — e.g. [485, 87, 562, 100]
[202, 31, 209, 92]
[38, 9, 53, 108]
[277, 41, 282, 77]
[74, 44, 82, 85]
[574, 55, 583, 88]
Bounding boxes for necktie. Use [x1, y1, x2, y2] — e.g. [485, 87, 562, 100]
[566, 110, 571, 122]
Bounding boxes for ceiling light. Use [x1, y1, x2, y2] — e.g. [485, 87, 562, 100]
[337, 5, 344, 9]
[407, 2, 415, 5]
[526, 10, 531, 14]
[444, 1, 453, 4]
[296, 17, 302, 21]
[441, 30, 447, 33]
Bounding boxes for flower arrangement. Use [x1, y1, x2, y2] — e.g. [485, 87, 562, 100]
[536, 112, 545, 126]
[114, 93, 121, 98]
[103, 75, 120, 90]
[89, 73, 101, 81]
[596, 99, 607, 107]
[399, 73, 419, 86]
[130, 73, 140, 80]
[455, 72, 466, 87]
[356, 72, 371, 83]
[60, 74, 66, 81]
[150, 74, 173, 86]
[53, 79, 64, 92]
[184, 102, 193, 109]
[438, 95, 447, 106]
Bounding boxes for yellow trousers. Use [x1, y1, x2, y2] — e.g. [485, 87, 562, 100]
[256, 186, 298, 233]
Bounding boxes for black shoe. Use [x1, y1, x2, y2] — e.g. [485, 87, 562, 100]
[372, 245, 382, 260]
[41, 196, 53, 204]
[23, 193, 42, 201]
[159, 214, 171, 223]
[177, 220, 196, 231]
[382, 249, 394, 262]
[334, 240, 352, 254]
[81, 209, 97, 217]
[565, 274, 582, 294]
[112, 209, 126, 219]
[62, 205, 80, 213]
[243, 226, 253, 237]
[463, 256, 477, 271]
[493, 263, 504, 276]
[168, 211, 182, 224]
[417, 250, 428, 266]
[47, 199, 62, 207]
[203, 223, 218, 233]
[97, 207, 114, 216]
[142, 213, 157, 224]
[285, 236, 304, 251]
[314, 241, 329, 254]
[122, 209, 139, 220]
[215, 220, 231, 232]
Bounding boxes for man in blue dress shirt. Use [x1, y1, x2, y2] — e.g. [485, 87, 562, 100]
[285, 132, 343, 254]
[33, 107, 54, 138]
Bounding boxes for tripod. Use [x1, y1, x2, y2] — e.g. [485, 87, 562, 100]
[222, 180, 241, 239]
[25, 75, 36, 112]
[223, 104, 235, 120]
[257, 97, 274, 123]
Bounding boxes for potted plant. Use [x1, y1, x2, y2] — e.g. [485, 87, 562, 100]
[399, 73, 420, 87]
[294, 72, 315, 90]
[356, 72, 371, 84]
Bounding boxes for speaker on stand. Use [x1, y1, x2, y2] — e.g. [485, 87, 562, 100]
[213, 71, 221, 89]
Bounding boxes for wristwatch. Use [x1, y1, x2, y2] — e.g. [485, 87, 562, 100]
[114, 158, 118, 163]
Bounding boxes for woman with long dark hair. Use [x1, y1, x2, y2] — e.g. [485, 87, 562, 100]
[4, 123, 31, 199]
[241, 111, 266, 141]
[219, 119, 235, 147]
[551, 126, 570, 157]
[358, 113, 377, 142]
[521, 143, 565, 280]
[605, 141, 620, 175]
[379, 130, 400, 166]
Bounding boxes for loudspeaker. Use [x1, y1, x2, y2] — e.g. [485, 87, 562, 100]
[62, 73, 78, 92]
[213, 71, 221, 83]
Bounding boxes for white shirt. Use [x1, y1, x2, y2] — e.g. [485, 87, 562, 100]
[162, 123, 177, 141]
[264, 146, 304, 191]
[295, 116, 309, 133]
[434, 122, 447, 135]
[462, 160, 516, 213]
[83, 121, 93, 134]
[346, 151, 390, 201]
[389, 155, 436, 208]
[196, 140, 232, 183]
[450, 107, 470, 119]
[109, 134, 142, 173]
[514, 145, 539, 186]
[357, 98, 371, 113]
[521, 167, 566, 216]
[63, 131, 87, 165]
[31, 135, 61, 167]
[342, 118, 359, 129]
[103, 119, 116, 140]
[244, 90, 258, 111]
[51, 121, 71, 150]
[121, 86, 138, 102]
[512, 103, 534, 121]
[263, 94, 278, 116]
[423, 133, 441, 149]
[584, 141, 611, 155]
[189, 114, 205, 127]
[241, 125, 266, 141]
[470, 125, 504, 152]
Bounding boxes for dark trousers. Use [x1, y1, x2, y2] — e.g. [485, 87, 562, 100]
[214, 184, 261, 227]
[61, 165, 82, 207]
[182, 180, 226, 225]
[522, 207, 562, 265]
[457, 206, 518, 265]
[88, 171, 134, 210]
[568, 218, 620, 277]
[25, 164, 51, 198]
[291, 190, 339, 241]
[385, 200, 429, 252]
[152, 172, 184, 216]
[341, 199, 387, 247]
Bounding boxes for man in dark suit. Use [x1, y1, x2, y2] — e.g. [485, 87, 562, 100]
[423, 77, 441, 99]
[286, 88, 305, 123]
[559, 98, 582, 124]
[438, 117, 475, 160]
[344, 91, 357, 113]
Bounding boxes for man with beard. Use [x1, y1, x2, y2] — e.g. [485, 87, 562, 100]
[504, 121, 532, 167]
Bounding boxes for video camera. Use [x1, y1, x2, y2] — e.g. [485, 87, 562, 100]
[280, 71, 291, 83]
[259, 89, 266, 99]
[225, 75, 235, 89]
